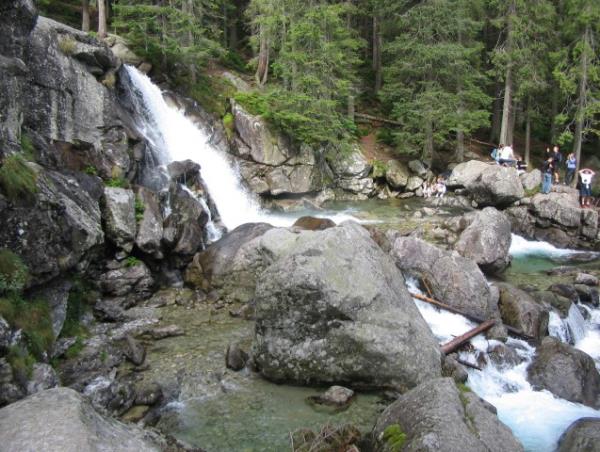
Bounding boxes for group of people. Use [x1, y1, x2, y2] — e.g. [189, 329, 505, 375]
[490, 144, 527, 173]
[422, 177, 447, 198]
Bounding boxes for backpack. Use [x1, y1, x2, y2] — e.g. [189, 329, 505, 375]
[490, 148, 498, 160]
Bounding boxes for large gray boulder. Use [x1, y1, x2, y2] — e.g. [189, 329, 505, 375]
[0, 387, 160, 451]
[134, 187, 163, 258]
[373, 378, 524, 452]
[447, 161, 524, 207]
[527, 337, 600, 408]
[328, 145, 371, 179]
[28, 278, 72, 338]
[184, 222, 274, 302]
[98, 260, 154, 301]
[0, 166, 104, 285]
[253, 223, 441, 391]
[530, 192, 598, 240]
[497, 283, 549, 341]
[520, 169, 542, 192]
[385, 160, 410, 189]
[454, 207, 512, 274]
[102, 187, 136, 253]
[389, 235, 498, 320]
[557, 418, 600, 452]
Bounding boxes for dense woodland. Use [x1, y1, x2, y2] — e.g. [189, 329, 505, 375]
[39, 0, 600, 171]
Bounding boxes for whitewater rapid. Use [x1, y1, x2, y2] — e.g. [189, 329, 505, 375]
[408, 235, 600, 452]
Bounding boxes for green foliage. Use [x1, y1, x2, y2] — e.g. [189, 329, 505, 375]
[135, 196, 145, 223]
[58, 36, 77, 55]
[0, 154, 38, 203]
[105, 177, 128, 188]
[371, 159, 388, 179]
[20, 134, 36, 161]
[383, 424, 407, 452]
[0, 295, 54, 359]
[0, 249, 28, 295]
[60, 279, 94, 339]
[222, 112, 235, 140]
[84, 165, 98, 176]
[124, 256, 141, 268]
[376, 127, 395, 146]
[457, 382, 472, 394]
[100, 350, 108, 363]
[219, 50, 248, 73]
[64, 337, 85, 359]
[7, 345, 35, 382]
[185, 74, 236, 117]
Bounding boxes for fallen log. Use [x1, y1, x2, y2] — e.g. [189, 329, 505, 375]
[456, 357, 482, 371]
[409, 291, 536, 342]
[441, 319, 496, 354]
[355, 112, 403, 127]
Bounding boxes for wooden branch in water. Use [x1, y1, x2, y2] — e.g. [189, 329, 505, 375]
[409, 291, 535, 342]
[441, 320, 496, 355]
[456, 357, 482, 371]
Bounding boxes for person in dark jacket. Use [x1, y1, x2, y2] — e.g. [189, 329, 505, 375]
[542, 157, 554, 194]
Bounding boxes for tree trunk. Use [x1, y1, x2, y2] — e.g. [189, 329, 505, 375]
[550, 83, 558, 143]
[82, 0, 90, 32]
[97, 0, 107, 39]
[499, 1, 515, 146]
[507, 97, 517, 146]
[255, 24, 269, 86]
[525, 97, 531, 166]
[456, 130, 465, 163]
[372, 14, 382, 94]
[441, 320, 496, 354]
[347, 94, 355, 122]
[490, 81, 502, 143]
[572, 25, 590, 176]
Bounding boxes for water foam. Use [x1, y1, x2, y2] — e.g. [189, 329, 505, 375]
[509, 234, 584, 258]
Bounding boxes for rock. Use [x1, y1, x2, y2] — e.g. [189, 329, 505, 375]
[336, 176, 375, 196]
[557, 418, 600, 452]
[549, 283, 579, 303]
[105, 34, 142, 65]
[149, 325, 184, 340]
[293, 216, 336, 230]
[575, 273, 599, 286]
[520, 169, 542, 192]
[102, 187, 136, 252]
[527, 337, 600, 408]
[385, 160, 410, 189]
[0, 387, 159, 451]
[0, 358, 24, 406]
[184, 222, 273, 302]
[531, 192, 596, 235]
[446, 160, 491, 188]
[308, 385, 355, 409]
[408, 159, 428, 177]
[327, 145, 371, 178]
[442, 355, 468, 383]
[373, 378, 524, 452]
[406, 176, 424, 192]
[531, 291, 572, 317]
[166, 159, 201, 185]
[0, 167, 104, 285]
[497, 283, 549, 341]
[124, 335, 145, 366]
[98, 260, 154, 301]
[488, 343, 525, 369]
[0, 315, 13, 350]
[28, 278, 72, 338]
[26, 363, 59, 395]
[389, 235, 497, 320]
[134, 381, 163, 406]
[121, 405, 150, 423]
[252, 223, 441, 390]
[83, 375, 136, 415]
[135, 187, 163, 258]
[454, 207, 512, 274]
[574, 284, 598, 306]
[225, 343, 249, 371]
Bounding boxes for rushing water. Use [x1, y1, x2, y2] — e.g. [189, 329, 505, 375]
[410, 237, 600, 452]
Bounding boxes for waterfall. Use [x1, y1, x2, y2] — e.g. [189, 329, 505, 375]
[549, 304, 587, 345]
[123, 65, 286, 230]
[180, 184, 223, 243]
[509, 234, 585, 258]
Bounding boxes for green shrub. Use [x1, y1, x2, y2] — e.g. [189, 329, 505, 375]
[383, 424, 407, 452]
[376, 127, 395, 146]
[0, 295, 54, 359]
[84, 165, 98, 176]
[105, 177, 128, 188]
[134, 196, 145, 223]
[219, 50, 247, 72]
[185, 74, 236, 117]
[371, 159, 388, 179]
[60, 279, 94, 338]
[222, 112, 234, 140]
[0, 154, 38, 203]
[0, 249, 28, 294]
[58, 36, 77, 55]
[20, 134, 36, 161]
[7, 345, 35, 382]
[124, 256, 141, 268]
[64, 337, 85, 359]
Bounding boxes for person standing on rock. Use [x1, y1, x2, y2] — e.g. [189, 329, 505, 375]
[552, 145, 563, 183]
[542, 156, 554, 194]
[565, 153, 577, 186]
[578, 168, 595, 208]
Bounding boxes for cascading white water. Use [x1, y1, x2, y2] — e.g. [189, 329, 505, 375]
[124, 65, 285, 229]
[509, 234, 587, 258]
[406, 273, 600, 452]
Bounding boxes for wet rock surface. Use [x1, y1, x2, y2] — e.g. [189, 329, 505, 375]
[557, 417, 600, 452]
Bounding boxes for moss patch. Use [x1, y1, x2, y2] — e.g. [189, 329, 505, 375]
[0, 154, 38, 203]
[222, 112, 234, 140]
[383, 424, 407, 452]
[0, 249, 28, 294]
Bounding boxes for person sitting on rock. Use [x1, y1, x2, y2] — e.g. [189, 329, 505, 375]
[515, 155, 527, 175]
[541, 157, 554, 194]
[578, 168, 595, 208]
[498, 144, 515, 166]
[434, 176, 446, 198]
